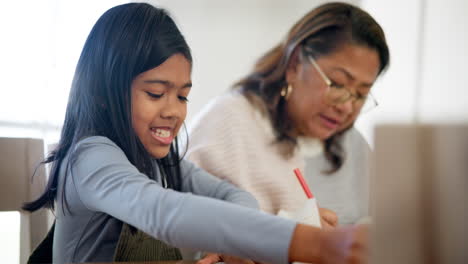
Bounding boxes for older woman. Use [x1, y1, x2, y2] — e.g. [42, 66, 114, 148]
[187, 2, 389, 225]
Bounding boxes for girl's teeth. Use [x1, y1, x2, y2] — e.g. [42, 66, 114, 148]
[153, 129, 171, 138]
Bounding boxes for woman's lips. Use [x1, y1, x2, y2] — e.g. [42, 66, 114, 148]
[319, 114, 340, 130]
[150, 127, 174, 145]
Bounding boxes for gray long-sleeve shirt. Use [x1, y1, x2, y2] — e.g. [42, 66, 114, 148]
[53, 136, 296, 264]
[304, 127, 371, 225]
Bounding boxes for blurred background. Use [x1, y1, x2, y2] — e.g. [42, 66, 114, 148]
[1, 0, 467, 145]
[0, 0, 467, 263]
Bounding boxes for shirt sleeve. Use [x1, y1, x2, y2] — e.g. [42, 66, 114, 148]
[180, 159, 260, 209]
[347, 127, 372, 219]
[70, 137, 295, 264]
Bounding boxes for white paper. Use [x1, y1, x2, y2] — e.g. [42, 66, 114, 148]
[277, 198, 321, 264]
[277, 198, 321, 227]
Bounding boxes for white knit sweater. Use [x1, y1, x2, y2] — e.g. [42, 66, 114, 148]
[186, 91, 370, 224]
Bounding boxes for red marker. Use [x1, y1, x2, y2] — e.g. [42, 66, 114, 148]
[291, 168, 322, 228]
[294, 168, 314, 199]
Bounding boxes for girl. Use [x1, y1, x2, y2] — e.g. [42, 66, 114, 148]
[24, 3, 367, 264]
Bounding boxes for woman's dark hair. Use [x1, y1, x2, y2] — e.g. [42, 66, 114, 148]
[235, 2, 389, 173]
[23, 2, 192, 212]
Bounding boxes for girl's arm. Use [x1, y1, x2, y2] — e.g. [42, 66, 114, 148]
[70, 136, 368, 264]
[71, 136, 294, 264]
[180, 159, 259, 209]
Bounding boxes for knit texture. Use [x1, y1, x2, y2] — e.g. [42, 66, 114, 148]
[187, 91, 309, 214]
[187, 91, 371, 224]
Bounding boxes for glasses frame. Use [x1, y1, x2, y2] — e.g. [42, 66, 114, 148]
[306, 54, 378, 113]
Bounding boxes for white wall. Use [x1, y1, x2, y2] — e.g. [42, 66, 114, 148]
[359, 0, 468, 144]
[419, 0, 468, 123]
[149, 0, 360, 122]
[355, 0, 423, 143]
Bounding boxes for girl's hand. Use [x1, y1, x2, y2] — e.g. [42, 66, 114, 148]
[196, 253, 220, 264]
[197, 252, 259, 264]
[319, 207, 338, 229]
[319, 224, 369, 264]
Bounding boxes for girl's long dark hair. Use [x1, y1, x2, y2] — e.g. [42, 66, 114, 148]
[23, 3, 191, 212]
[235, 2, 389, 173]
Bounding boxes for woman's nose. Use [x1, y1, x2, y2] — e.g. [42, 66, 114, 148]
[334, 98, 354, 115]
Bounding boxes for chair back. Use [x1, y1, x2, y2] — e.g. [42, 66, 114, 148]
[0, 137, 50, 264]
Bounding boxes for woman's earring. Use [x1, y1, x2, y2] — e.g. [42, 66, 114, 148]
[281, 84, 293, 100]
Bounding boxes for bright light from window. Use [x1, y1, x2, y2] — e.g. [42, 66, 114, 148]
[0, 0, 128, 144]
[0, 211, 20, 264]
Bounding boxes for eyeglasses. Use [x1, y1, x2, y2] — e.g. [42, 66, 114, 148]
[307, 55, 378, 113]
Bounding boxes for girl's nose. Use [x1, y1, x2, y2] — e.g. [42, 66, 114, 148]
[160, 96, 184, 120]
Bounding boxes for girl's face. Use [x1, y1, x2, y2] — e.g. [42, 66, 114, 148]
[131, 54, 191, 158]
[285, 44, 380, 140]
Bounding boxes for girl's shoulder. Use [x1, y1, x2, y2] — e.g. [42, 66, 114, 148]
[75, 135, 117, 148]
[77, 135, 115, 145]
[73, 136, 124, 156]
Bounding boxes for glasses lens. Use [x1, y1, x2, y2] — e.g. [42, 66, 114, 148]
[326, 87, 378, 114]
[326, 87, 349, 105]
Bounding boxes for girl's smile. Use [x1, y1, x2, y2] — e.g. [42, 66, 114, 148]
[131, 54, 192, 158]
[150, 127, 174, 145]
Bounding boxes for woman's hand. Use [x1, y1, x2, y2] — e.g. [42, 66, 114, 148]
[319, 207, 338, 229]
[197, 252, 259, 264]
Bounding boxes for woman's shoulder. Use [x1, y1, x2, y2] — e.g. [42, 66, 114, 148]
[189, 90, 259, 128]
[341, 127, 371, 162]
[197, 90, 253, 115]
[187, 91, 274, 152]
[343, 127, 369, 149]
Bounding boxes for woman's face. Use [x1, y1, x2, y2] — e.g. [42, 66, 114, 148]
[285, 44, 380, 140]
[131, 54, 191, 158]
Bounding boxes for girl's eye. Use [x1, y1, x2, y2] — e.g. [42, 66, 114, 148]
[146, 91, 163, 98]
[178, 96, 189, 102]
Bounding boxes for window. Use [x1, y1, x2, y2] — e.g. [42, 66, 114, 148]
[0, 0, 128, 144]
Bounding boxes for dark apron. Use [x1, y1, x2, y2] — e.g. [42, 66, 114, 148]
[113, 222, 182, 262]
[29, 163, 182, 263]
[27, 221, 182, 263]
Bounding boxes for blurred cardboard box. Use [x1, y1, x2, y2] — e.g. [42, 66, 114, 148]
[371, 124, 468, 264]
